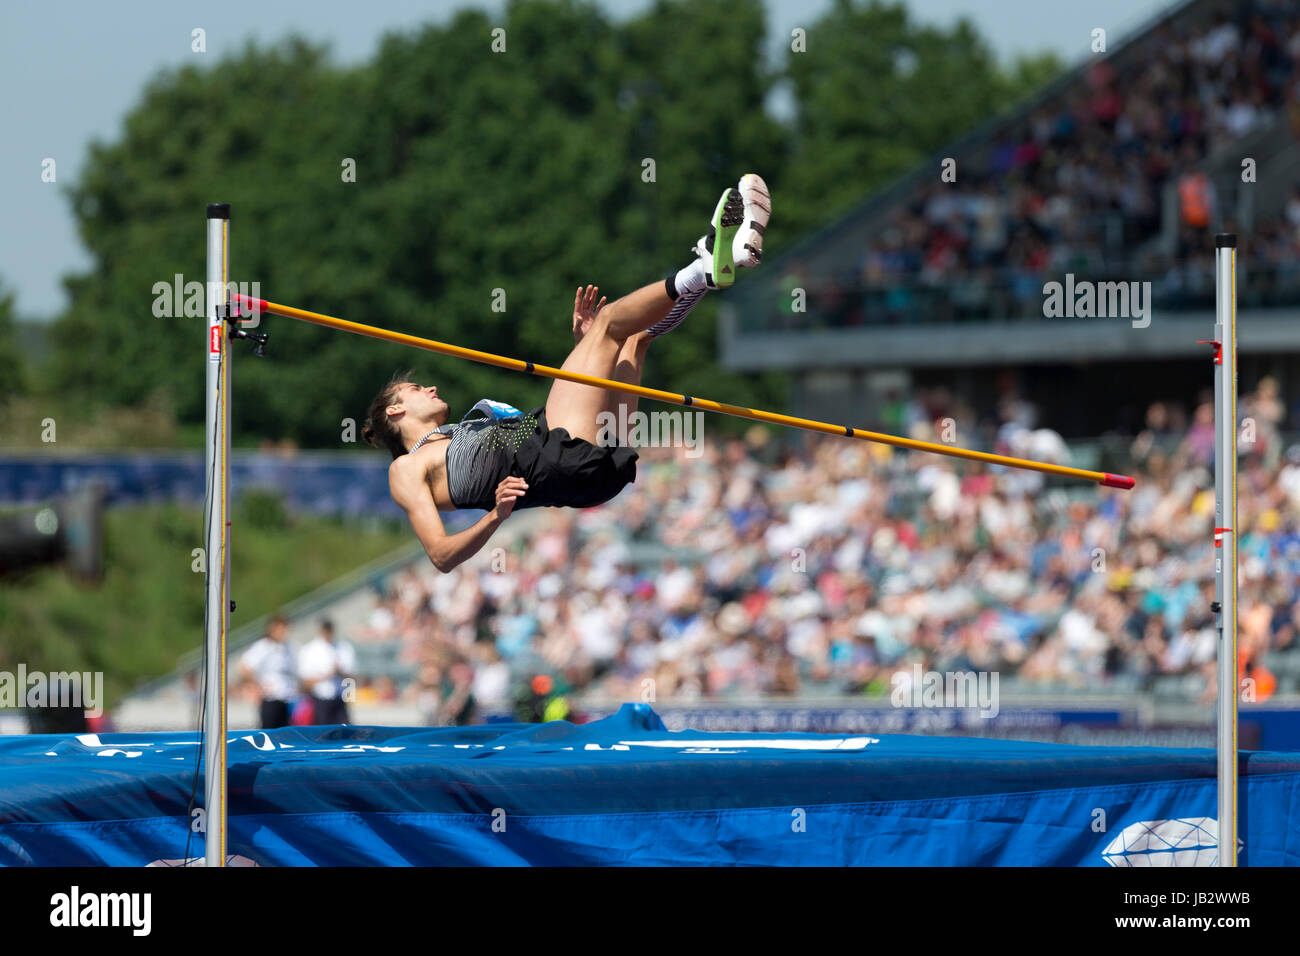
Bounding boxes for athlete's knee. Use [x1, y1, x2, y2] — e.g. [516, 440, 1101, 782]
[590, 309, 630, 345]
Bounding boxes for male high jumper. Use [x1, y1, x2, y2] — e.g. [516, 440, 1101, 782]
[362, 175, 770, 572]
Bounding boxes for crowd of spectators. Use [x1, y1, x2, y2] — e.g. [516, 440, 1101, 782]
[772, 1, 1300, 327]
[335, 379, 1299, 725]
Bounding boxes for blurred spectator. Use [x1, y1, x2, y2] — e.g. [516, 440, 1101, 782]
[298, 618, 356, 725]
[238, 614, 298, 729]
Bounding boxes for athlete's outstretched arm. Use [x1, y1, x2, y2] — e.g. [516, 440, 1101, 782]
[388, 458, 528, 573]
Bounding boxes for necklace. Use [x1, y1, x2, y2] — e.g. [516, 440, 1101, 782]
[408, 428, 445, 454]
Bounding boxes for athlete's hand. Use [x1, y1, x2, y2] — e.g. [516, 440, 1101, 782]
[572, 284, 606, 343]
[492, 476, 529, 520]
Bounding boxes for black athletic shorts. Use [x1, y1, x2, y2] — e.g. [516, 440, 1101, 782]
[508, 405, 638, 510]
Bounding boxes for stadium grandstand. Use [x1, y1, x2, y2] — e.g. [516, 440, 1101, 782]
[723, 0, 1300, 437]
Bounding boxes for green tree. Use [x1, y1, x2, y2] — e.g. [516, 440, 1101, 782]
[0, 279, 27, 403]
[49, 0, 1060, 448]
[56, 37, 353, 431]
[781, 0, 1061, 236]
[52, 1, 791, 446]
[1003, 52, 1066, 99]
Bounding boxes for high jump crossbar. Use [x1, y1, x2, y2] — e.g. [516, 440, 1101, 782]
[228, 291, 1136, 489]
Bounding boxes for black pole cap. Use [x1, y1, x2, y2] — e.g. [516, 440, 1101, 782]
[207, 203, 231, 220]
[1215, 233, 1236, 248]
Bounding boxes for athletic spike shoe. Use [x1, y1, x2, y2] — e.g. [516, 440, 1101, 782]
[732, 173, 770, 268]
[696, 187, 744, 289]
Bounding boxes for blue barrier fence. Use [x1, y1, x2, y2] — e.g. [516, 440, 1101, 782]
[0, 451, 430, 520]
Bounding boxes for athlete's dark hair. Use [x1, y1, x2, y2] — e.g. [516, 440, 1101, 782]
[362, 368, 415, 460]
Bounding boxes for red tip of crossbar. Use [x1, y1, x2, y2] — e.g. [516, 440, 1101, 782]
[1101, 473, 1135, 490]
[232, 293, 265, 312]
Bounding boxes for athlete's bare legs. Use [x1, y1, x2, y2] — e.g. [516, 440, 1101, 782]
[546, 284, 666, 444]
[544, 176, 770, 446]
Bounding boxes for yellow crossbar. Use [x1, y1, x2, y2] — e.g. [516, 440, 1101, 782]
[231, 294, 1134, 489]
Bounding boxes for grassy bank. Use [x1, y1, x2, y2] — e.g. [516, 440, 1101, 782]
[0, 499, 412, 705]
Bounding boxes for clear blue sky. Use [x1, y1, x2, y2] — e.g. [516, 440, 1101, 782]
[0, 0, 1175, 320]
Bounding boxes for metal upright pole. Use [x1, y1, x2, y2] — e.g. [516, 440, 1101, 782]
[1213, 233, 1238, 867]
[204, 203, 231, 867]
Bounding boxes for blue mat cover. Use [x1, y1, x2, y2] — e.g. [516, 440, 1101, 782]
[1, 704, 1295, 865]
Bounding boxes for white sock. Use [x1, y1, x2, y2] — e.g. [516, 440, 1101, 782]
[672, 259, 708, 297]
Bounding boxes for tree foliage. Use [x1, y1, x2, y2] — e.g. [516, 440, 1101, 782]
[0, 279, 25, 403]
[49, 0, 1060, 448]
